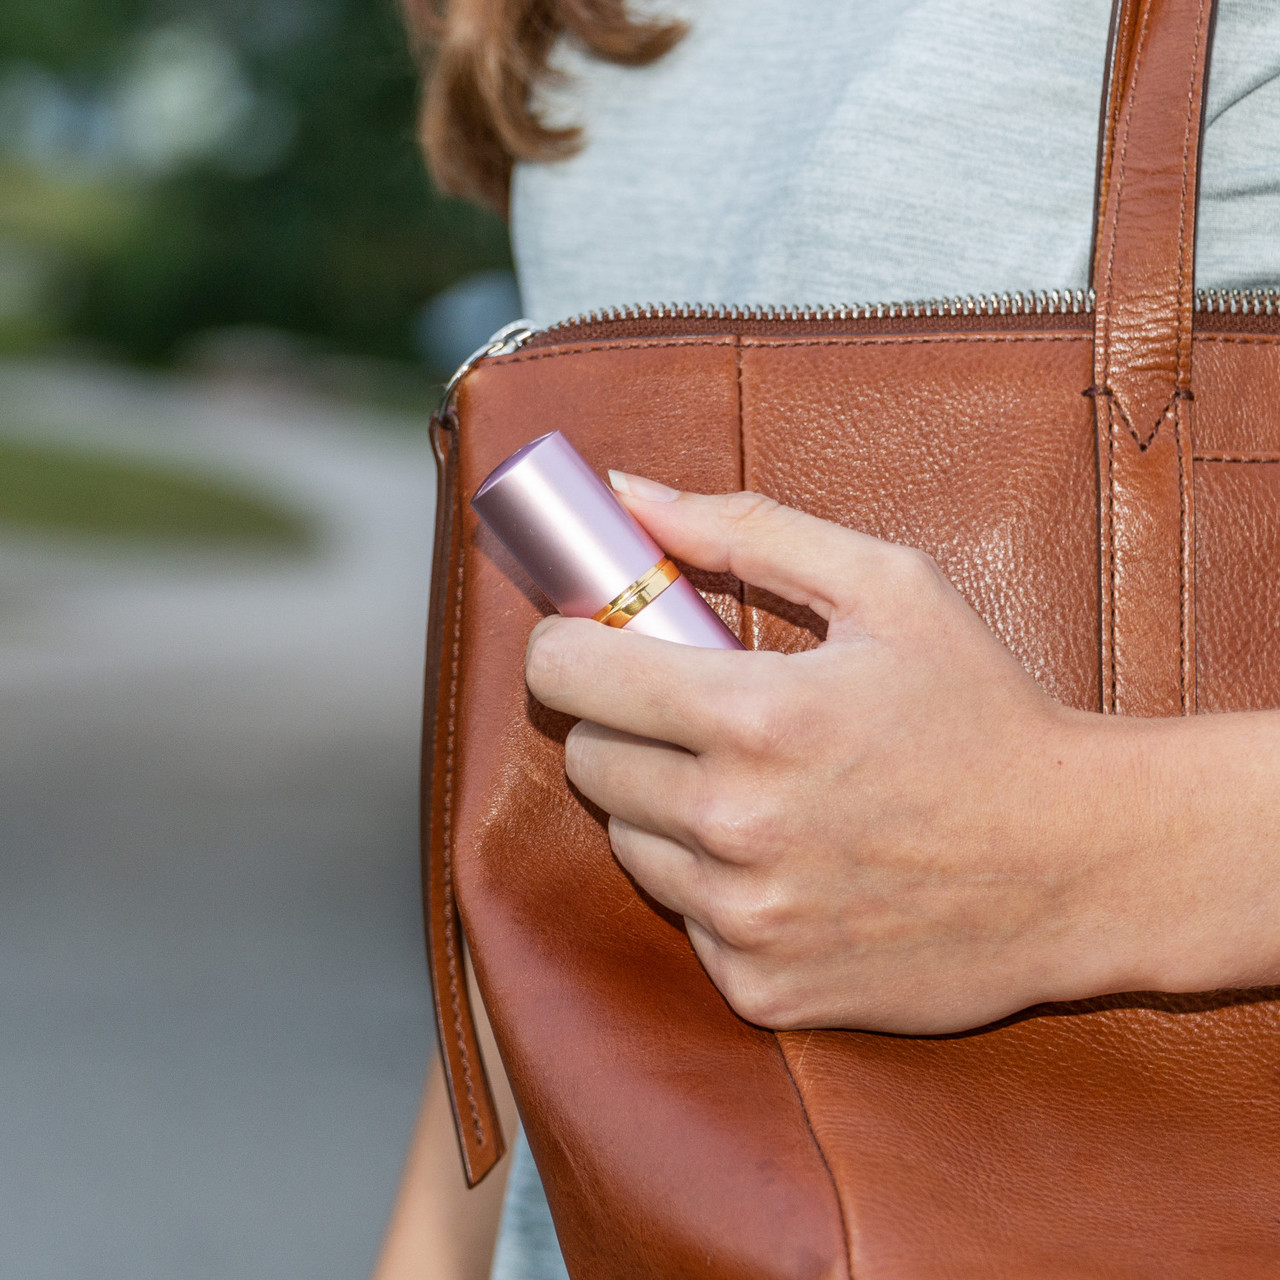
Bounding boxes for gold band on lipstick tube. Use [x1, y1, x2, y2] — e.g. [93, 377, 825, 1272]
[592, 557, 680, 628]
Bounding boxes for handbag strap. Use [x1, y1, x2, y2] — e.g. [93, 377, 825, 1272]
[1091, 0, 1215, 715]
[425, 408, 507, 1186]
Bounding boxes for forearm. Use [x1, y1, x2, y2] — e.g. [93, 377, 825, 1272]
[1070, 707, 1280, 997]
[372, 974, 518, 1280]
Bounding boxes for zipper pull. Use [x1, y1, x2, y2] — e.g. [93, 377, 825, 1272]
[441, 319, 537, 410]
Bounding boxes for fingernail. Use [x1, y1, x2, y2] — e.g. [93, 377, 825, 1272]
[608, 470, 679, 502]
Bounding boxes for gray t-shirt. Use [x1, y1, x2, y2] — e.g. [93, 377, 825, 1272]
[493, 4, 1280, 1276]
[512, 0, 1280, 328]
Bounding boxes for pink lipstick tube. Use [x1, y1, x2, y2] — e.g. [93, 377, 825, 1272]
[471, 431, 743, 651]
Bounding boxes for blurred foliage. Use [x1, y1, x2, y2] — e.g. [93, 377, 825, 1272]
[0, 0, 149, 73]
[0, 435, 313, 546]
[0, 0, 511, 364]
[0, 162, 142, 250]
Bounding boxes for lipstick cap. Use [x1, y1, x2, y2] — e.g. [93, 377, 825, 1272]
[472, 431, 671, 617]
[470, 431, 741, 649]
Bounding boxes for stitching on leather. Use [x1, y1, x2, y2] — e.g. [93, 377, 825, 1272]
[1107, 399, 1119, 714]
[1197, 335, 1280, 347]
[505, 332, 1090, 363]
[742, 333, 1087, 350]
[734, 334, 750, 646]
[1099, 0, 1205, 714]
[491, 329, 1276, 368]
[1176, 0, 1208, 715]
[1099, 0, 1177, 450]
[734, 334, 745, 494]
[1174, 0, 1211, 390]
[1101, 0, 1207, 447]
[1109, 398, 1187, 715]
[775, 1033, 854, 1279]
[443, 537, 485, 1148]
[1096, 1, 1203, 450]
[1176, 399, 1189, 714]
[502, 338, 735, 365]
[1104, 386, 1177, 451]
[1098, 0, 1153, 392]
[1193, 453, 1280, 462]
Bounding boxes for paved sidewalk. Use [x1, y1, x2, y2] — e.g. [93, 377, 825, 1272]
[0, 360, 439, 1279]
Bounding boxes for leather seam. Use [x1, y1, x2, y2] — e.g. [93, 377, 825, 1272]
[444, 541, 484, 1147]
[1176, 399, 1189, 713]
[492, 330, 1278, 367]
[742, 333, 1087, 350]
[776, 1033, 854, 1280]
[500, 338, 736, 364]
[1176, 0, 1208, 715]
[1100, 0, 1207, 449]
[1107, 399, 1119, 713]
[1105, 389, 1177, 451]
[1196, 334, 1280, 346]
[1174, 0, 1211, 391]
[735, 333, 745, 495]
[1193, 453, 1280, 463]
[1098, 0, 1153, 393]
[734, 334, 749, 645]
[503, 334, 1091, 366]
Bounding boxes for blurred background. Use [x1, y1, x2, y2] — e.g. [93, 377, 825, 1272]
[0, 0, 519, 1274]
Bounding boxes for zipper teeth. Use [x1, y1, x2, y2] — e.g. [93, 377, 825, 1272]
[1195, 287, 1280, 315]
[546, 289, 1095, 328]
[541, 286, 1280, 332]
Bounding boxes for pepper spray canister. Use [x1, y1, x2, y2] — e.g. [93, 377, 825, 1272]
[471, 431, 743, 651]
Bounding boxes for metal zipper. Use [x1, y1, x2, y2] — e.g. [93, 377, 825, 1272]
[545, 288, 1097, 328]
[543, 286, 1280, 330]
[442, 286, 1280, 407]
[1194, 287, 1280, 314]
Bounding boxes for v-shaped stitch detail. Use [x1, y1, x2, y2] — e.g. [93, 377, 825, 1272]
[1096, 385, 1188, 451]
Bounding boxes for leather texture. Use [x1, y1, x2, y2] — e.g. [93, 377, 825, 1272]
[1092, 0, 1214, 717]
[422, 0, 1280, 1273]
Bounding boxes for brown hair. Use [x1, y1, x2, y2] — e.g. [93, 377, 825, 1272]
[402, 0, 685, 214]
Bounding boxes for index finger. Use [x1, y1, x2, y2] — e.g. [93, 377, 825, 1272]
[525, 615, 764, 753]
[612, 484, 893, 622]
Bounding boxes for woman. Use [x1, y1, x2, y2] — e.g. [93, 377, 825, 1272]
[375, 3, 1280, 1277]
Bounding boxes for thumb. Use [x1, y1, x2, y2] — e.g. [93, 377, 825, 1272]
[608, 472, 884, 621]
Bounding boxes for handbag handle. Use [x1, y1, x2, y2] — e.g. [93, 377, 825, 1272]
[1090, 0, 1215, 716]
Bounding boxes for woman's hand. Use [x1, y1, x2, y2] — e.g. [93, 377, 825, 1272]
[524, 479, 1280, 1034]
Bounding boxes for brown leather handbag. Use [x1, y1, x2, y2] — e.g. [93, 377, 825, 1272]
[423, 1, 1280, 1274]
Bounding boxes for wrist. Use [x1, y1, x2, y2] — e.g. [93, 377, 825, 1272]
[1046, 708, 1280, 998]
[1019, 706, 1186, 1001]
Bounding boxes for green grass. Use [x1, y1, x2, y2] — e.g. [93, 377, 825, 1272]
[0, 436, 313, 550]
[0, 162, 142, 256]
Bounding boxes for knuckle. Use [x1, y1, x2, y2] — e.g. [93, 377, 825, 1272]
[691, 928, 803, 1030]
[721, 971, 796, 1030]
[702, 878, 786, 953]
[719, 677, 791, 756]
[889, 544, 944, 595]
[690, 775, 785, 861]
[720, 489, 781, 528]
[690, 793, 762, 861]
